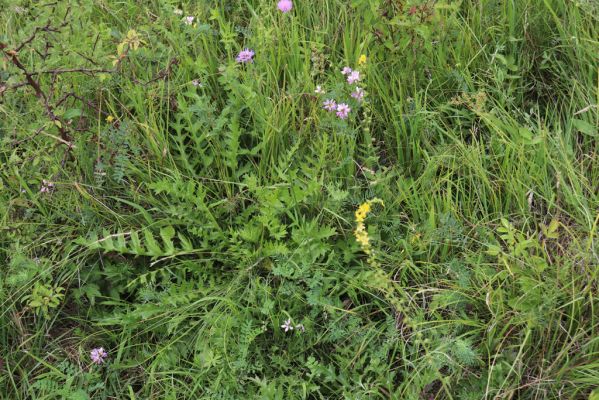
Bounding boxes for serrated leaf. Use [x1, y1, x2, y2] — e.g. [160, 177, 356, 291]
[572, 118, 597, 137]
[178, 233, 193, 251]
[130, 231, 145, 254]
[115, 233, 127, 252]
[101, 229, 115, 251]
[160, 226, 176, 255]
[486, 245, 501, 256]
[548, 218, 559, 233]
[144, 230, 162, 256]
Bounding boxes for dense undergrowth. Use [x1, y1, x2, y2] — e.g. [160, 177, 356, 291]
[1, 0, 598, 398]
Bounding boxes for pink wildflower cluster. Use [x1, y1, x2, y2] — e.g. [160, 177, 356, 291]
[323, 99, 336, 111]
[90, 347, 108, 365]
[319, 64, 365, 120]
[236, 48, 255, 63]
[234, 4, 364, 121]
[351, 87, 364, 102]
[277, 0, 293, 13]
[40, 179, 54, 193]
[336, 103, 351, 119]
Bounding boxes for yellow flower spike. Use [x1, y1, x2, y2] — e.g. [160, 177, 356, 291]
[358, 54, 367, 66]
[353, 198, 384, 266]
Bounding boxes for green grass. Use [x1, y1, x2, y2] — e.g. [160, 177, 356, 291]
[1, 0, 598, 398]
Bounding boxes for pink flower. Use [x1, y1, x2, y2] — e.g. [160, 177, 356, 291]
[341, 66, 352, 75]
[336, 103, 351, 119]
[90, 347, 108, 365]
[323, 99, 337, 112]
[183, 16, 194, 25]
[347, 70, 360, 84]
[351, 87, 364, 101]
[314, 85, 325, 94]
[277, 0, 293, 13]
[40, 179, 54, 193]
[236, 48, 255, 63]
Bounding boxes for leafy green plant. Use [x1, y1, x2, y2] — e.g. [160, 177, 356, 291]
[1, 0, 597, 398]
[22, 282, 65, 317]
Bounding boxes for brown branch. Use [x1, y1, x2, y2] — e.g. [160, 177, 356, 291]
[2, 49, 70, 142]
[29, 67, 113, 76]
[55, 92, 110, 117]
[0, 81, 28, 95]
[14, 14, 68, 53]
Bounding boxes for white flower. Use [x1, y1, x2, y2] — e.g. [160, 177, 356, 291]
[295, 324, 305, 332]
[184, 16, 195, 25]
[281, 319, 294, 332]
[174, 9, 183, 16]
[314, 85, 325, 94]
[191, 79, 202, 87]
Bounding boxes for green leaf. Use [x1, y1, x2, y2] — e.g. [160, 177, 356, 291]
[572, 118, 597, 137]
[160, 226, 176, 255]
[68, 389, 90, 400]
[144, 230, 162, 256]
[178, 233, 193, 252]
[63, 108, 82, 119]
[130, 231, 145, 254]
[486, 244, 501, 256]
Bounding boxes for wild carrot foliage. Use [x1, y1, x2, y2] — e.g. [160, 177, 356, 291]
[1, 0, 598, 398]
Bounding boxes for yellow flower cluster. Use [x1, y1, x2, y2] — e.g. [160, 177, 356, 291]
[358, 54, 367, 66]
[354, 198, 383, 264]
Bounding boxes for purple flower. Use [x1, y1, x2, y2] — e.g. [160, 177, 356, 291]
[341, 66, 352, 75]
[323, 99, 337, 112]
[236, 48, 255, 63]
[277, 0, 293, 13]
[351, 87, 364, 101]
[40, 179, 54, 193]
[281, 319, 294, 332]
[336, 103, 351, 119]
[90, 347, 108, 365]
[183, 16, 194, 25]
[347, 70, 361, 84]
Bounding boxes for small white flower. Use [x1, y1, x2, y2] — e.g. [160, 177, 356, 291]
[191, 79, 202, 87]
[184, 16, 195, 25]
[174, 9, 183, 16]
[314, 85, 325, 95]
[281, 319, 294, 332]
[295, 324, 305, 332]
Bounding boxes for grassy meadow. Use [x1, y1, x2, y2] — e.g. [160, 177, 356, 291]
[1, 0, 598, 398]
